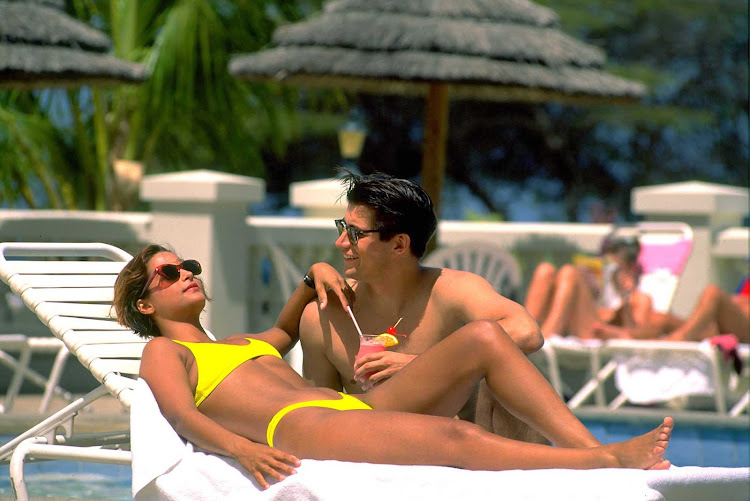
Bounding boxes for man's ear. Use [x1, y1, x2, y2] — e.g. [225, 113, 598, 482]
[137, 298, 155, 315]
[392, 233, 411, 256]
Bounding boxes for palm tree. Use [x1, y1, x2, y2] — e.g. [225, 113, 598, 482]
[1, 0, 328, 210]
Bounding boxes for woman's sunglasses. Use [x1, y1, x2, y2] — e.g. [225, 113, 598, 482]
[139, 259, 202, 298]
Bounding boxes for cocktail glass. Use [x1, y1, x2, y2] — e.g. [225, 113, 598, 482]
[355, 334, 386, 389]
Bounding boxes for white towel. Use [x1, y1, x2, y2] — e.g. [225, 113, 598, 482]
[130, 378, 193, 497]
[131, 378, 750, 501]
[614, 340, 718, 404]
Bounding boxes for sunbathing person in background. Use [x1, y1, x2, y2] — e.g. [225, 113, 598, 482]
[524, 236, 652, 339]
[594, 283, 748, 343]
[665, 282, 749, 343]
[114, 244, 674, 489]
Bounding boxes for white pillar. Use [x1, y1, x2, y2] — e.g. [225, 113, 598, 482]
[141, 170, 265, 337]
[289, 178, 347, 218]
[632, 181, 748, 316]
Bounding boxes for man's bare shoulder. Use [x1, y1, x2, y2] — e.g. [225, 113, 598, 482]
[431, 267, 495, 297]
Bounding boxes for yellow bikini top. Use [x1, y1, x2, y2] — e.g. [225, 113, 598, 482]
[173, 338, 282, 407]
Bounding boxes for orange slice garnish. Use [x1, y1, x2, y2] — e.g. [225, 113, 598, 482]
[376, 333, 399, 347]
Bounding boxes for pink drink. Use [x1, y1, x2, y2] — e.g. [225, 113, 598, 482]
[356, 335, 386, 380]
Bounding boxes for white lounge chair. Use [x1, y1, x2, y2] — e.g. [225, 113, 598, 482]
[0, 242, 138, 500]
[0, 333, 72, 414]
[531, 223, 685, 403]
[531, 222, 748, 416]
[2, 242, 747, 501]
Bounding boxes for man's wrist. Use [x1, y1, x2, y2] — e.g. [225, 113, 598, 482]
[303, 274, 315, 289]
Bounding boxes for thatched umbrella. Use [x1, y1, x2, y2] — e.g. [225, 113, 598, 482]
[0, 0, 145, 88]
[229, 0, 647, 213]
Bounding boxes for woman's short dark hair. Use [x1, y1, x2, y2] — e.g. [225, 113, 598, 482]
[112, 244, 171, 339]
[340, 171, 437, 258]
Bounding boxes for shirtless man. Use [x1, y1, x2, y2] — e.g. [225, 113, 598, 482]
[299, 172, 545, 441]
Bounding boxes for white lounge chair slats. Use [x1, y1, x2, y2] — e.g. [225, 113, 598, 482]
[47, 316, 125, 332]
[2, 261, 126, 275]
[89, 358, 141, 377]
[77, 343, 146, 364]
[41, 302, 117, 318]
[17, 274, 118, 288]
[63, 330, 144, 347]
[19, 287, 115, 303]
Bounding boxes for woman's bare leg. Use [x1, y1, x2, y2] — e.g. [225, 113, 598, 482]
[524, 263, 557, 326]
[365, 320, 605, 448]
[276, 408, 673, 471]
[539, 265, 599, 338]
[667, 286, 749, 342]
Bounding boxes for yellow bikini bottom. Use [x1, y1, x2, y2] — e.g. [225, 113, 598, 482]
[266, 393, 372, 447]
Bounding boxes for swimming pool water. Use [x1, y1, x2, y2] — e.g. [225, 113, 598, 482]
[585, 419, 750, 468]
[1, 422, 748, 499]
[0, 461, 131, 499]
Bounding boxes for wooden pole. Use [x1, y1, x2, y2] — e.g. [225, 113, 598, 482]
[421, 83, 449, 254]
[421, 83, 449, 215]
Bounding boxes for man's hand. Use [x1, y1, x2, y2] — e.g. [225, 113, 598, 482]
[231, 438, 301, 490]
[353, 351, 417, 391]
[307, 263, 355, 310]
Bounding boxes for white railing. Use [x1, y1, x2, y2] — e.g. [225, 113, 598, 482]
[0, 170, 747, 338]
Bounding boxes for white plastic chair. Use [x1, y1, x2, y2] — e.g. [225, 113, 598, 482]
[0, 334, 72, 414]
[265, 240, 306, 375]
[422, 242, 522, 300]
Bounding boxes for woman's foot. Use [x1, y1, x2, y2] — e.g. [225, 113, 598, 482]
[604, 417, 674, 469]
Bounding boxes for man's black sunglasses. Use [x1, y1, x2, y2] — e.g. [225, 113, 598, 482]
[334, 219, 384, 245]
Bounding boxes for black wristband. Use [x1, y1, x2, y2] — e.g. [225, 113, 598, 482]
[303, 274, 315, 289]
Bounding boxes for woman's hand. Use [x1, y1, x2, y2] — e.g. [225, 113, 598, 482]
[231, 438, 301, 490]
[307, 263, 355, 309]
[353, 351, 417, 390]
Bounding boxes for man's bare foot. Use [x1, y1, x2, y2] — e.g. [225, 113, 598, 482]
[605, 417, 674, 469]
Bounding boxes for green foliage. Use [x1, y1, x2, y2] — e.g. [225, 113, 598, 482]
[0, 93, 76, 209]
[465, 210, 504, 222]
[2, 0, 331, 209]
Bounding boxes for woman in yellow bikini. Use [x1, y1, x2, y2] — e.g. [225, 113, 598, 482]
[114, 244, 675, 490]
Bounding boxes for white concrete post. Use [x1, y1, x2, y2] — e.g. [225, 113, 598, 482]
[290, 178, 347, 218]
[140, 170, 265, 337]
[632, 181, 748, 317]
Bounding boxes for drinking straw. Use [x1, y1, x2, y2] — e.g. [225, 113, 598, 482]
[346, 306, 365, 339]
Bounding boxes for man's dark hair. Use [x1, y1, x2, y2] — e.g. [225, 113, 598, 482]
[340, 171, 437, 258]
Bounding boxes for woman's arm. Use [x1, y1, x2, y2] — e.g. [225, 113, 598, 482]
[139, 339, 299, 489]
[259, 263, 354, 355]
